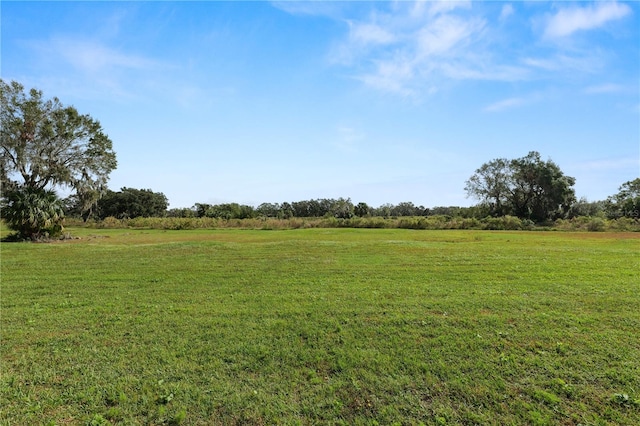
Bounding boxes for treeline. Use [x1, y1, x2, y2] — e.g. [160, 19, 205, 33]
[62, 187, 640, 234]
[64, 151, 638, 226]
[67, 180, 639, 224]
[166, 200, 488, 220]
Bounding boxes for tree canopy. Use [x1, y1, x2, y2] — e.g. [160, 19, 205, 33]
[605, 178, 640, 219]
[95, 187, 169, 219]
[1, 80, 116, 199]
[1, 79, 116, 238]
[465, 151, 576, 222]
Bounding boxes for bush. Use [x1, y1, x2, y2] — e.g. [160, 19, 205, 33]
[607, 217, 639, 232]
[479, 216, 525, 230]
[358, 217, 389, 228]
[586, 217, 605, 232]
[1, 187, 65, 240]
[398, 217, 428, 229]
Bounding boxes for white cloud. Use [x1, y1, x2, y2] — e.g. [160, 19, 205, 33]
[334, 126, 365, 153]
[402, 0, 471, 20]
[349, 21, 396, 46]
[358, 59, 416, 96]
[522, 53, 603, 74]
[544, 1, 632, 39]
[51, 38, 158, 73]
[584, 83, 626, 94]
[416, 15, 483, 57]
[25, 36, 173, 102]
[500, 4, 514, 22]
[425, 1, 471, 18]
[270, 1, 345, 18]
[483, 97, 526, 112]
[331, 4, 505, 96]
[311, 1, 632, 98]
[572, 157, 639, 171]
[440, 62, 528, 82]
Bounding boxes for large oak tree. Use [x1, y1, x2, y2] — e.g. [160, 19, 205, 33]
[465, 151, 575, 222]
[1, 79, 117, 238]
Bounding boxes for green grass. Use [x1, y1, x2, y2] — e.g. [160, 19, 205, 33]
[1, 227, 639, 425]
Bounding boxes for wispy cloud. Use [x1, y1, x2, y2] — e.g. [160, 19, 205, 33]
[358, 60, 416, 96]
[416, 14, 483, 57]
[543, 1, 632, 39]
[329, 3, 526, 96]
[270, 1, 346, 19]
[282, 1, 634, 101]
[27, 36, 168, 100]
[522, 53, 604, 74]
[500, 4, 514, 22]
[334, 126, 365, 153]
[483, 97, 527, 112]
[50, 37, 159, 73]
[572, 157, 639, 172]
[423, 1, 472, 18]
[584, 83, 627, 95]
[348, 21, 396, 46]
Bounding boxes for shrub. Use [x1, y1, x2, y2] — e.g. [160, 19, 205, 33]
[1, 187, 65, 240]
[586, 217, 605, 232]
[398, 217, 428, 229]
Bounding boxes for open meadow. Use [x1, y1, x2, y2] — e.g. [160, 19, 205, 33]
[1, 227, 639, 425]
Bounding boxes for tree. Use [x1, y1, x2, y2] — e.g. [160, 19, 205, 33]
[605, 178, 640, 219]
[1, 80, 117, 235]
[354, 202, 371, 217]
[465, 151, 575, 222]
[567, 197, 605, 218]
[391, 201, 424, 217]
[509, 152, 575, 221]
[463, 158, 510, 217]
[256, 202, 281, 217]
[166, 207, 195, 218]
[279, 202, 294, 219]
[374, 203, 394, 218]
[194, 203, 212, 218]
[330, 198, 354, 219]
[204, 203, 255, 219]
[96, 187, 168, 219]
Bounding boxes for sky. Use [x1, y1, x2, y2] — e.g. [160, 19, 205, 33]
[2, 1, 638, 209]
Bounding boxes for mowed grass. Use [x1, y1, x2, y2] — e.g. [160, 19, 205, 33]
[1, 228, 639, 425]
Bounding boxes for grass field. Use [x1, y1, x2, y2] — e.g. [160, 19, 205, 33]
[1, 227, 639, 425]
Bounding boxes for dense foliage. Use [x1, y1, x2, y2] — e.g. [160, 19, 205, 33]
[1, 187, 65, 240]
[62, 177, 636, 231]
[95, 187, 169, 219]
[164, 200, 482, 221]
[465, 151, 576, 222]
[0, 79, 116, 238]
[71, 214, 639, 233]
[605, 178, 640, 219]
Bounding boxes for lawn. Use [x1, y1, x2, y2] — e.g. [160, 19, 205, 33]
[1, 228, 639, 425]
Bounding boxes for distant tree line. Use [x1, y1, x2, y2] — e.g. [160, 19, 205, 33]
[64, 150, 637, 224]
[63, 176, 638, 224]
[134, 199, 492, 221]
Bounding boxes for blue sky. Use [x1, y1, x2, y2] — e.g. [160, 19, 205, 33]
[2, 1, 638, 208]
